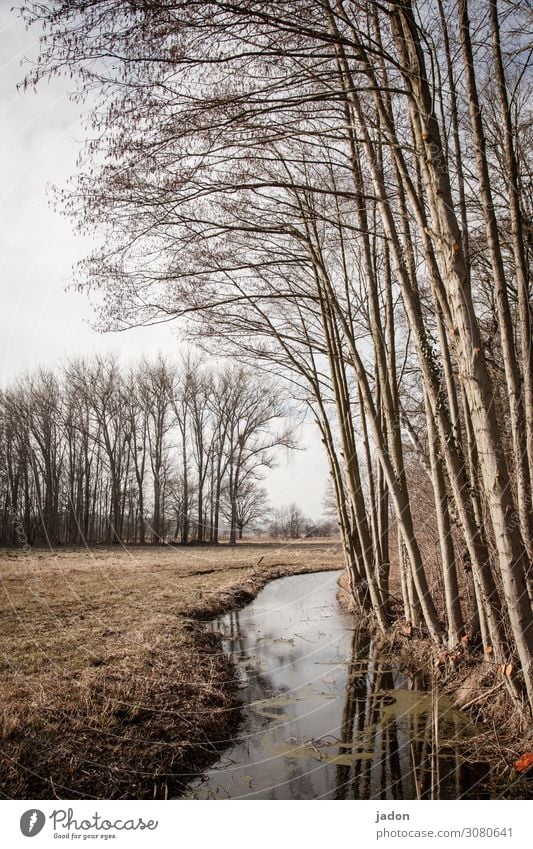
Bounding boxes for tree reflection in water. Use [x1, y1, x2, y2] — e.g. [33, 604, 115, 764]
[333, 629, 489, 799]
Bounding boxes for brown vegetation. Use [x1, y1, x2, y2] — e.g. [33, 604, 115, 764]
[0, 541, 341, 799]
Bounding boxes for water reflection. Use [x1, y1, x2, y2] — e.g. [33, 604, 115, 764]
[187, 571, 489, 800]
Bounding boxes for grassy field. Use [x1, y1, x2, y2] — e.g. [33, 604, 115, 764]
[0, 540, 342, 799]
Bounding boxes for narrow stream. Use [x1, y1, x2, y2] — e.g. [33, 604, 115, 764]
[188, 570, 490, 800]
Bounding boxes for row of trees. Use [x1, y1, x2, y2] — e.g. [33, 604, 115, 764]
[23, 1, 533, 709]
[0, 356, 292, 546]
[268, 503, 336, 539]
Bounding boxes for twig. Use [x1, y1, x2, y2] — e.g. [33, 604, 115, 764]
[459, 681, 505, 711]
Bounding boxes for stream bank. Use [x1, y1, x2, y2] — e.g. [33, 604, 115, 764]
[336, 574, 533, 798]
[0, 545, 341, 800]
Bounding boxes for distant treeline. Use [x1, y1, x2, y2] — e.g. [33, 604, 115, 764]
[0, 356, 292, 546]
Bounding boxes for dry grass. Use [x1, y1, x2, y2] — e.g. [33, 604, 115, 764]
[0, 540, 342, 799]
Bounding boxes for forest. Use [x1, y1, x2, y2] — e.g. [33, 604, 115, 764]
[9, 0, 533, 726]
[0, 356, 293, 546]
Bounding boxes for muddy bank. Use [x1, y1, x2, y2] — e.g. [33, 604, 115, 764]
[0, 547, 341, 800]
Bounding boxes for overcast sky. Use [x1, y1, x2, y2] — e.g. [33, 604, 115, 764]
[0, 7, 330, 520]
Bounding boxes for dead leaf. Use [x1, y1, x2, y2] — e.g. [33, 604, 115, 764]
[514, 753, 533, 774]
